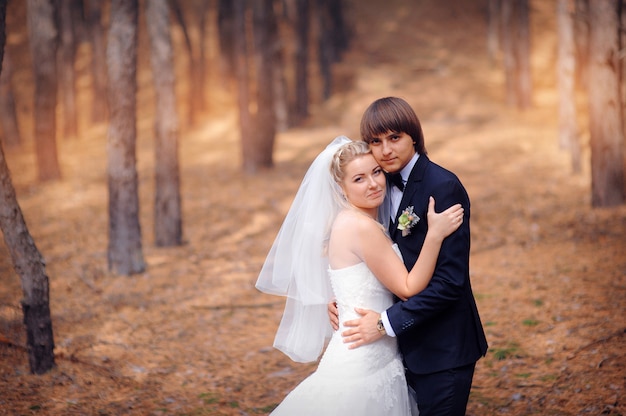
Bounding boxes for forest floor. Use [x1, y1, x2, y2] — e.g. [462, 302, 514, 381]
[1, 0, 625, 415]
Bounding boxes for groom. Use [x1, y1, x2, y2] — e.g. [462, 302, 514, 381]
[333, 97, 488, 415]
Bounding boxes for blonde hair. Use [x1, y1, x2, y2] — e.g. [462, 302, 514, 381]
[330, 140, 372, 186]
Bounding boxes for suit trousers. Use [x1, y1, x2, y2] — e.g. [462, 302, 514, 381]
[407, 362, 476, 416]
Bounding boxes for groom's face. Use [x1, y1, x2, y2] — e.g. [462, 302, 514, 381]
[367, 131, 416, 174]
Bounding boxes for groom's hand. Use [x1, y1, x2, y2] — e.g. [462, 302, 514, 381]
[341, 307, 383, 349]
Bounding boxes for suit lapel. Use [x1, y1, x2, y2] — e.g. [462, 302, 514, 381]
[398, 155, 429, 214]
[389, 155, 429, 242]
[390, 155, 429, 240]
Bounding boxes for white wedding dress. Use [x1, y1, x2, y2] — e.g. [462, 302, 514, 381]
[270, 259, 418, 415]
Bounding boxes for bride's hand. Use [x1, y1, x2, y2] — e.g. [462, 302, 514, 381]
[328, 300, 339, 331]
[426, 196, 463, 241]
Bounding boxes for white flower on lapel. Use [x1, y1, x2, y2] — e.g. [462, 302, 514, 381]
[397, 206, 420, 237]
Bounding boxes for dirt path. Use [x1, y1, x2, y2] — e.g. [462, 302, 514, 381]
[1, 0, 625, 415]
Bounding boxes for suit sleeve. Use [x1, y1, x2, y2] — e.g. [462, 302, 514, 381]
[386, 178, 471, 336]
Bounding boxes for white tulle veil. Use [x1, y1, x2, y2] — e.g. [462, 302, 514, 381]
[256, 136, 352, 363]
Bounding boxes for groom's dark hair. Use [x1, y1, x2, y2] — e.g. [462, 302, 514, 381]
[360, 97, 427, 155]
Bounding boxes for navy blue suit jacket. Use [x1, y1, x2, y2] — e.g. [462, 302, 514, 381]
[387, 155, 488, 375]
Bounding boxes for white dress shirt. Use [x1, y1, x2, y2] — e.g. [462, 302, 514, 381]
[389, 153, 419, 221]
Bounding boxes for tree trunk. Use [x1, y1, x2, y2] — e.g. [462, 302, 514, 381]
[0, 51, 21, 147]
[515, 0, 532, 109]
[169, 0, 193, 123]
[317, 0, 334, 99]
[588, 0, 625, 207]
[27, 0, 61, 181]
[325, 0, 348, 59]
[500, 0, 515, 105]
[85, 0, 108, 123]
[0, 2, 55, 374]
[272, 0, 289, 132]
[146, 0, 182, 247]
[252, 0, 276, 169]
[106, 0, 145, 275]
[217, 0, 236, 79]
[233, 0, 255, 173]
[620, 0, 625, 120]
[57, 0, 78, 139]
[500, 0, 532, 109]
[557, 0, 581, 173]
[0, 144, 56, 374]
[72, 0, 87, 42]
[294, 0, 309, 122]
[574, 0, 590, 90]
[316, 0, 348, 99]
[195, 1, 209, 116]
[487, 0, 501, 65]
[169, 0, 207, 126]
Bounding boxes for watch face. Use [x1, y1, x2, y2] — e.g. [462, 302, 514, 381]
[376, 320, 385, 335]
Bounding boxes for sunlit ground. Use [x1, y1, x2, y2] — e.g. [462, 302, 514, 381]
[1, 0, 625, 415]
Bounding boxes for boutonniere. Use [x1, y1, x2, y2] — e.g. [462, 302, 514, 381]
[397, 206, 420, 237]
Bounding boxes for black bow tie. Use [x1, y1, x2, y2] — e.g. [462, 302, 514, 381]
[387, 172, 405, 191]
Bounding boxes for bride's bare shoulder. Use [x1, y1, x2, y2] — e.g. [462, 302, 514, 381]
[333, 209, 380, 232]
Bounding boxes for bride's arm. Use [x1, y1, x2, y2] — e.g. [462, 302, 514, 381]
[362, 197, 463, 299]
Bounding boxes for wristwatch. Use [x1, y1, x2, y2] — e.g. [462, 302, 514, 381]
[376, 316, 386, 336]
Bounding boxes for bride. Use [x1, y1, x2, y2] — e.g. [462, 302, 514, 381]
[256, 137, 463, 415]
